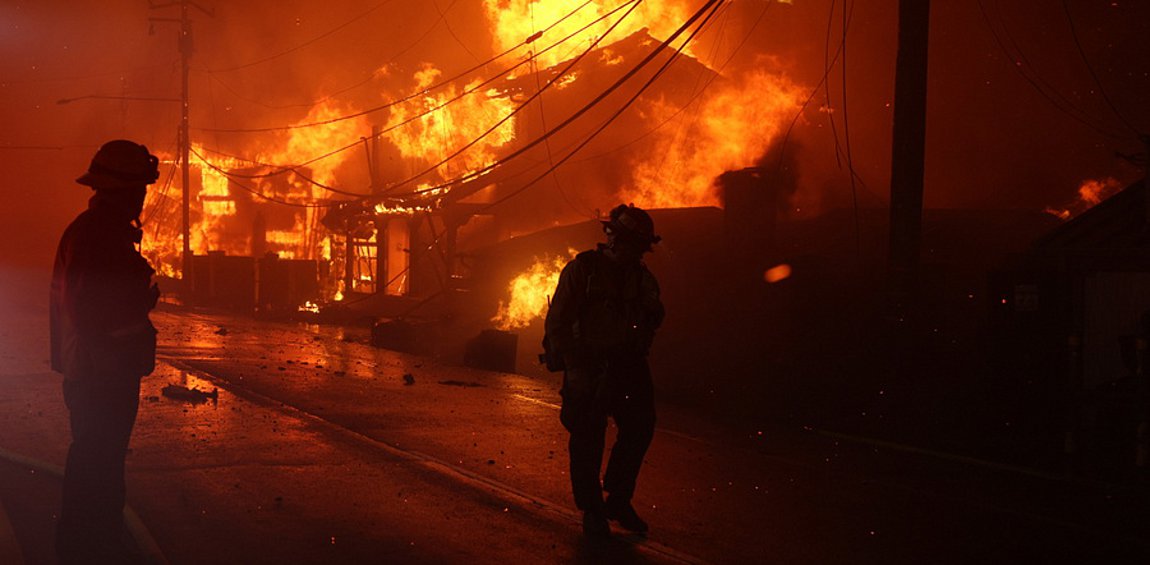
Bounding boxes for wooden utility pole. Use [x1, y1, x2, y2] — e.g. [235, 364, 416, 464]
[179, 0, 193, 289]
[370, 125, 388, 295]
[888, 0, 931, 316]
[151, 0, 211, 291]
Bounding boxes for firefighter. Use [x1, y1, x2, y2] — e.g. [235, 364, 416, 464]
[50, 139, 161, 563]
[544, 204, 664, 537]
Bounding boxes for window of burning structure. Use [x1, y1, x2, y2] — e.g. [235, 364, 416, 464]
[143, 160, 330, 308]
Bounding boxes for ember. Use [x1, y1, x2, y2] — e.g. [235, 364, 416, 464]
[764, 264, 792, 284]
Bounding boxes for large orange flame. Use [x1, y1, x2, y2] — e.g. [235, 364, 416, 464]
[385, 65, 518, 187]
[492, 248, 578, 330]
[483, 0, 692, 69]
[264, 101, 368, 188]
[140, 0, 811, 309]
[622, 70, 805, 208]
[142, 100, 367, 278]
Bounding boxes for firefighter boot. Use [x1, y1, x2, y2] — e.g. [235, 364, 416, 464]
[582, 510, 610, 538]
[604, 498, 648, 533]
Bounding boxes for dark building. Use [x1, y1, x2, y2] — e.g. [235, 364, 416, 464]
[991, 178, 1150, 479]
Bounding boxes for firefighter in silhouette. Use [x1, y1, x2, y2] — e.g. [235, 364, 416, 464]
[544, 204, 664, 537]
[51, 140, 161, 563]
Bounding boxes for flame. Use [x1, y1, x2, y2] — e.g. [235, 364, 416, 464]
[483, 0, 692, 69]
[262, 101, 367, 187]
[385, 65, 517, 187]
[142, 100, 367, 279]
[1077, 177, 1115, 205]
[622, 70, 804, 208]
[189, 148, 247, 257]
[138, 1, 810, 308]
[482, 1, 807, 211]
[1043, 177, 1122, 220]
[492, 248, 578, 330]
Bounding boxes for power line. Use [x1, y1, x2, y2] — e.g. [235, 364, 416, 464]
[528, 1, 594, 220]
[380, 0, 686, 200]
[840, 0, 860, 253]
[189, 145, 346, 208]
[477, 0, 726, 213]
[195, 0, 716, 213]
[994, 4, 1091, 125]
[198, 0, 602, 134]
[142, 135, 181, 229]
[647, 0, 735, 190]
[195, 0, 632, 189]
[823, 0, 844, 169]
[975, 0, 1129, 140]
[774, 0, 853, 179]
[377, 0, 645, 196]
[431, 0, 481, 63]
[191, 143, 369, 197]
[1059, 0, 1141, 135]
[189, 0, 720, 277]
[563, 0, 779, 166]
[191, 140, 358, 193]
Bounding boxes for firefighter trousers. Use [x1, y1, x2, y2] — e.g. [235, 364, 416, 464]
[560, 357, 656, 513]
[57, 375, 141, 563]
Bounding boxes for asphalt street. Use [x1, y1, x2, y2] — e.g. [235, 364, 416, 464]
[1, 268, 1149, 563]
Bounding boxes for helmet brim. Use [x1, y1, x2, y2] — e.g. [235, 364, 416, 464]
[76, 171, 147, 190]
[602, 221, 660, 244]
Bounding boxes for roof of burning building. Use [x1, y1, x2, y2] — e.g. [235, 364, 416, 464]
[321, 27, 718, 231]
[1031, 178, 1150, 251]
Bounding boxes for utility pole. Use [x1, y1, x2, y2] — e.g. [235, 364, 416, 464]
[370, 125, 387, 295]
[151, 0, 212, 292]
[179, 0, 193, 290]
[887, 0, 931, 388]
[888, 0, 931, 318]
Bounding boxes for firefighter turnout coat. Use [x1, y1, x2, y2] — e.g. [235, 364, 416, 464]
[50, 201, 158, 380]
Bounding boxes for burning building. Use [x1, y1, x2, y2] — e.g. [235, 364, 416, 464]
[140, 1, 806, 329]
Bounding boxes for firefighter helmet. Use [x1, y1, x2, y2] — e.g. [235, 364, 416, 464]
[601, 204, 661, 245]
[76, 140, 160, 189]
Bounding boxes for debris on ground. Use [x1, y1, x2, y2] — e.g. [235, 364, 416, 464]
[402, 373, 415, 386]
[438, 380, 483, 388]
[161, 384, 219, 404]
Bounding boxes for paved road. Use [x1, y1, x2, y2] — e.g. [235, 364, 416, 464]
[2, 279, 1149, 562]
